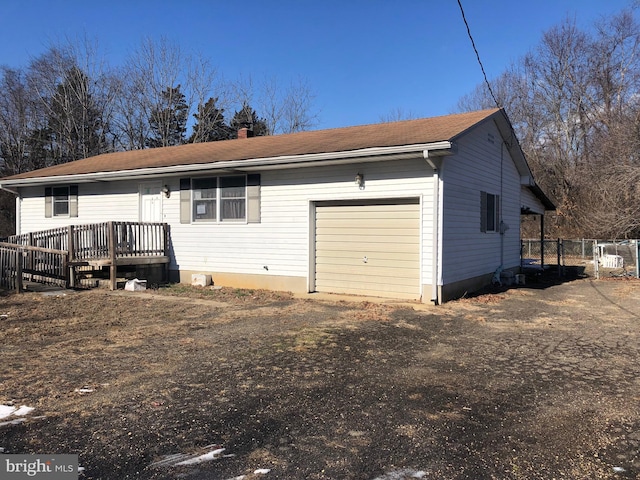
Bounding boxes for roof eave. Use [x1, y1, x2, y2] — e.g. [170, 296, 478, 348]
[0, 141, 453, 188]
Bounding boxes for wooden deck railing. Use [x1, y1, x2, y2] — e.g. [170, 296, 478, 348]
[0, 243, 68, 292]
[1, 221, 169, 292]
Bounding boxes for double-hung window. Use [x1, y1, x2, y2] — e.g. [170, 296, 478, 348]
[481, 191, 500, 233]
[220, 176, 246, 220]
[45, 185, 78, 218]
[192, 178, 218, 221]
[52, 186, 70, 216]
[192, 175, 246, 222]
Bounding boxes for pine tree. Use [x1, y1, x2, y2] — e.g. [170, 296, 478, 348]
[147, 85, 189, 148]
[230, 102, 268, 137]
[188, 97, 232, 142]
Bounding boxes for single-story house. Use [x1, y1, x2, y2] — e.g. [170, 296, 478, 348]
[0, 108, 554, 303]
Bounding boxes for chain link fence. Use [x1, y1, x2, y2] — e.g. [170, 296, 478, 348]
[521, 239, 639, 279]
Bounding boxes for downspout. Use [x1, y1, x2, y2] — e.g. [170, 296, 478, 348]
[424, 151, 441, 305]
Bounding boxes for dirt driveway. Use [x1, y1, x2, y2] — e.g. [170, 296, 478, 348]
[0, 275, 639, 479]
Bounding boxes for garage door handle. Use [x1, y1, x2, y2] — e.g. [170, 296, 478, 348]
[363, 256, 368, 263]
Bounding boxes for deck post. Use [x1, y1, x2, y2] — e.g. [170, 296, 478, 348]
[27, 232, 34, 281]
[67, 225, 75, 288]
[163, 223, 169, 283]
[108, 221, 117, 290]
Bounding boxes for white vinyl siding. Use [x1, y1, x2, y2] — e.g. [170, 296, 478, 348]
[440, 120, 522, 284]
[521, 186, 547, 215]
[20, 181, 142, 232]
[169, 158, 434, 281]
[315, 201, 421, 300]
[17, 159, 435, 290]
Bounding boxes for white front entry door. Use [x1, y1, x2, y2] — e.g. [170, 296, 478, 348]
[140, 183, 163, 222]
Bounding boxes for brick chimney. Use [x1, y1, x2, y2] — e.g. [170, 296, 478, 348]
[237, 127, 253, 139]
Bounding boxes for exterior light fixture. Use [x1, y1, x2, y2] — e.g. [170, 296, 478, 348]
[161, 185, 171, 198]
[355, 173, 364, 188]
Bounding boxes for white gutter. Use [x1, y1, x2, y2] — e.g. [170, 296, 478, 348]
[0, 141, 453, 188]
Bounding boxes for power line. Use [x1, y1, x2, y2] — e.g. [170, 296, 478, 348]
[456, 0, 501, 109]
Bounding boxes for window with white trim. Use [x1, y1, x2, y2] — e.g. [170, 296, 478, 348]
[52, 186, 70, 216]
[45, 185, 78, 218]
[481, 191, 500, 233]
[192, 175, 246, 222]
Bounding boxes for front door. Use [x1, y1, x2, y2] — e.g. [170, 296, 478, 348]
[140, 183, 163, 223]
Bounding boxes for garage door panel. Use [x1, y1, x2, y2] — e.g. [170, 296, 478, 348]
[316, 218, 419, 230]
[316, 241, 418, 253]
[316, 233, 418, 244]
[316, 257, 419, 269]
[322, 215, 415, 230]
[315, 264, 420, 279]
[315, 281, 419, 298]
[315, 201, 420, 300]
[316, 250, 420, 262]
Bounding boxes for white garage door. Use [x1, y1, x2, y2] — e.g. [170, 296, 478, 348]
[315, 199, 421, 300]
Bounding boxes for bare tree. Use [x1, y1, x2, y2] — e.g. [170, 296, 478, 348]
[379, 107, 419, 123]
[24, 37, 118, 164]
[113, 37, 220, 149]
[458, 9, 640, 238]
[231, 75, 318, 135]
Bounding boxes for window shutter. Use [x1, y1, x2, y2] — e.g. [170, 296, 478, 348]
[480, 191, 487, 233]
[69, 185, 78, 217]
[180, 178, 191, 224]
[247, 174, 261, 223]
[45, 187, 52, 218]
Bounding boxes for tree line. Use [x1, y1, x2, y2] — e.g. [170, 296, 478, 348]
[0, 37, 317, 177]
[458, 7, 640, 239]
[0, 37, 317, 235]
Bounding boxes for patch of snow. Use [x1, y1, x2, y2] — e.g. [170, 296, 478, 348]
[254, 468, 271, 474]
[13, 406, 34, 416]
[372, 470, 427, 480]
[175, 448, 226, 466]
[0, 418, 27, 427]
[74, 388, 94, 394]
[0, 404, 33, 420]
[0, 405, 16, 419]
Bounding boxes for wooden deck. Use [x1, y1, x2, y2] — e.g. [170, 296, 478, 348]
[1, 221, 169, 292]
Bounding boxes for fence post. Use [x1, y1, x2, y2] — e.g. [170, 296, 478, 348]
[556, 239, 560, 277]
[593, 241, 599, 280]
[16, 248, 23, 293]
[636, 239, 639, 279]
[27, 232, 34, 281]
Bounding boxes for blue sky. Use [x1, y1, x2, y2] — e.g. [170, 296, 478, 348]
[0, 0, 635, 129]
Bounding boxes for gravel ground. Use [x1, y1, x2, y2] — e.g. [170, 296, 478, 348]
[0, 274, 639, 479]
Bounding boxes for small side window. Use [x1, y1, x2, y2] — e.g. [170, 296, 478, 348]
[481, 191, 500, 233]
